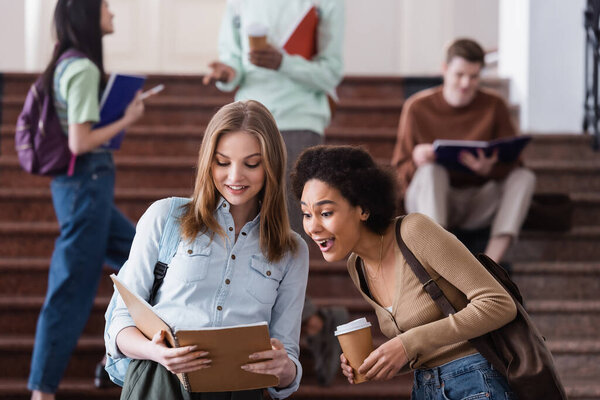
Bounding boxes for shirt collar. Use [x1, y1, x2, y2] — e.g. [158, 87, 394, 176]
[216, 196, 261, 229]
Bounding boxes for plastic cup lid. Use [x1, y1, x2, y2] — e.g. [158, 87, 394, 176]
[334, 317, 372, 336]
[246, 23, 268, 37]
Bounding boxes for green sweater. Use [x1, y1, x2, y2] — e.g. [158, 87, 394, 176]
[216, 0, 344, 135]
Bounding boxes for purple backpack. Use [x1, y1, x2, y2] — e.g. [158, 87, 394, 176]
[15, 49, 85, 176]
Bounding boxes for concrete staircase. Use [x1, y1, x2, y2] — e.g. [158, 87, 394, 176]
[1, 72, 599, 399]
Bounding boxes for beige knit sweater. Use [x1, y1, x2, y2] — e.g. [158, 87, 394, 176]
[346, 213, 517, 373]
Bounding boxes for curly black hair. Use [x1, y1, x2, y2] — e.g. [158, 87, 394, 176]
[291, 145, 398, 234]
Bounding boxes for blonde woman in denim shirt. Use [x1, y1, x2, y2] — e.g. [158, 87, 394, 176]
[105, 100, 309, 400]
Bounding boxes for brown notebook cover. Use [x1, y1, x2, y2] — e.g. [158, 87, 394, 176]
[110, 274, 279, 392]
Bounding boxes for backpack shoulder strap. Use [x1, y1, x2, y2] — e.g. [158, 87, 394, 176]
[395, 217, 457, 316]
[148, 197, 190, 304]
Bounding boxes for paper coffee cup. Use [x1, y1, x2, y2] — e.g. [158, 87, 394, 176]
[246, 23, 268, 50]
[335, 318, 373, 384]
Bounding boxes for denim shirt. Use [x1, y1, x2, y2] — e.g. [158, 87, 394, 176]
[105, 197, 309, 398]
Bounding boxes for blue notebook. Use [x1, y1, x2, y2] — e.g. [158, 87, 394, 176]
[433, 135, 532, 171]
[95, 73, 146, 150]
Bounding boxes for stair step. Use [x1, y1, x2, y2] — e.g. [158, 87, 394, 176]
[2, 93, 522, 134]
[521, 134, 600, 162]
[1, 188, 599, 231]
[0, 73, 506, 101]
[0, 379, 121, 400]
[0, 73, 234, 100]
[507, 226, 600, 262]
[0, 187, 189, 223]
[306, 260, 600, 301]
[0, 336, 106, 379]
[2, 220, 599, 259]
[0, 332, 399, 384]
[4, 257, 598, 301]
[548, 340, 600, 380]
[312, 297, 600, 340]
[571, 192, 600, 227]
[1, 95, 228, 127]
[1, 377, 600, 400]
[2, 155, 599, 194]
[2, 293, 598, 340]
[5, 124, 598, 161]
[0, 334, 598, 394]
[0, 378, 413, 400]
[2, 96, 404, 129]
[0, 296, 113, 336]
[0, 155, 198, 189]
[527, 159, 600, 193]
[511, 261, 600, 300]
[1, 124, 206, 158]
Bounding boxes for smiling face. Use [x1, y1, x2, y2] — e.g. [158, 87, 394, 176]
[300, 179, 368, 262]
[100, 0, 114, 35]
[212, 130, 265, 215]
[442, 56, 482, 107]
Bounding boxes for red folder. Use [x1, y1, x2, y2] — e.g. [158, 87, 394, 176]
[282, 5, 318, 59]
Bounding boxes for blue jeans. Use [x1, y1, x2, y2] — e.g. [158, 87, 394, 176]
[28, 152, 135, 393]
[412, 353, 517, 400]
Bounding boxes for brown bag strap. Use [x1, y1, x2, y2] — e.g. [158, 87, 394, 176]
[395, 218, 457, 317]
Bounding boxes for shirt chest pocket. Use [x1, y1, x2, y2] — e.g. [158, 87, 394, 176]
[246, 257, 284, 304]
[167, 241, 212, 283]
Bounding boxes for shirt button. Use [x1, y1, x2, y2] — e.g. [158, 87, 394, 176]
[424, 372, 432, 380]
[231, 254, 236, 260]
[187, 249, 193, 254]
[225, 279, 231, 284]
[241, 232, 246, 236]
[222, 203, 226, 208]
[217, 306, 222, 311]
[266, 270, 271, 276]
[229, 227, 233, 231]
[91, 174, 98, 180]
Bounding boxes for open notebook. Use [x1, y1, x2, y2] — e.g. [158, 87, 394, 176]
[433, 135, 532, 171]
[110, 274, 279, 392]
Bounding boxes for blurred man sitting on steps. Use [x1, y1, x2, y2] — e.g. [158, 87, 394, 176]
[391, 38, 536, 264]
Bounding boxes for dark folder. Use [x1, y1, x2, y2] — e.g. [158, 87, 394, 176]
[95, 73, 146, 150]
[433, 135, 532, 171]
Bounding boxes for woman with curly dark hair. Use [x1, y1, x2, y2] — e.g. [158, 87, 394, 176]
[291, 145, 518, 399]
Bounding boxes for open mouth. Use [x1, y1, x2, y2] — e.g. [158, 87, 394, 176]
[315, 238, 334, 252]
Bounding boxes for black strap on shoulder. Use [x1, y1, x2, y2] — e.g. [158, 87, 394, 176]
[354, 256, 374, 301]
[148, 261, 168, 305]
[395, 217, 457, 316]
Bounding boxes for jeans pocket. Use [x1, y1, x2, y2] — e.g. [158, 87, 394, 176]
[441, 369, 490, 400]
[442, 390, 489, 400]
[50, 177, 82, 224]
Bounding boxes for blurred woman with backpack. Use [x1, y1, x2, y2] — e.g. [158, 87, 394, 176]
[29, 1, 144, 399]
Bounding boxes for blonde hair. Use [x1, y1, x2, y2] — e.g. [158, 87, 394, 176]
[180, 100, 297, 261]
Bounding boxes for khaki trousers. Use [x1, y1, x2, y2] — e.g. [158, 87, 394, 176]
[405, 163, 536, 238]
